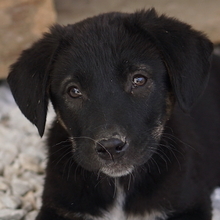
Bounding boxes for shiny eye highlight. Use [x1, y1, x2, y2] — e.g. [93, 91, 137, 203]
[132, 75, 148, 88]
[68, 86, 82, 98]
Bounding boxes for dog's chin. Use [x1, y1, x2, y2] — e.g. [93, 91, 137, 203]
[100, 165, 134, 178]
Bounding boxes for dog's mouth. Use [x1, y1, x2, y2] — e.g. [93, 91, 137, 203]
[100, 163, 134, 178]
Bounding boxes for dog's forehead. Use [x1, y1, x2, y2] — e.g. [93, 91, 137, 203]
[57, 24, 159, 72]
[70, 12, 127, 38]
[60, 13, 160, 65]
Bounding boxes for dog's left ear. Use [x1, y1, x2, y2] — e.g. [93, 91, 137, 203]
[132, 9, 213, 112]
[7, 25, 66, 136]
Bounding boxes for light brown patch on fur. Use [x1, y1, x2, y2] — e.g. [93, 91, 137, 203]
[56, 110, 68, 131]
[165, 92, 175, 119]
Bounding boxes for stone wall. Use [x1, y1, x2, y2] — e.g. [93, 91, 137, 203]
[0, 0, 56, 79]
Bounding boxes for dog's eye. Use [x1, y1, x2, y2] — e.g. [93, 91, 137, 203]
[132, 75, 148, 87]
[68, 86, 82, 98]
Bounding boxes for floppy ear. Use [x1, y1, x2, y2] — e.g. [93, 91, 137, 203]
[7, 25, 65, 136]
[132, 9, 213, 111]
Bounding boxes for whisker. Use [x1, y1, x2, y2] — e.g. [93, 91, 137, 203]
[148, 147, 169, 171]
[51, 139, 72, 148]
[113, 178, 117, 199]
[67, 157, 75, 180]
[162, 128, 196, 151]
[50, 143, 72, 156]
[127, 171, 135, 191]
[54, 149, 73, 166]
[74, 161, 82, 182]
[149, 157, 161, 174]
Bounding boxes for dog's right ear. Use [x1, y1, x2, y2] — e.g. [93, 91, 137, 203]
[7, 25, 66, 136]
[129, 9, 213, 112]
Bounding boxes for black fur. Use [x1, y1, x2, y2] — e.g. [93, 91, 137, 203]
[7, 9, 220, 220]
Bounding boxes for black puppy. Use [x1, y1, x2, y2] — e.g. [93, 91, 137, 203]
[7, 9, 220, 220]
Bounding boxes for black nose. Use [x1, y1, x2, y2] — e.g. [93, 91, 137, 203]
[96, 138, 127, 160]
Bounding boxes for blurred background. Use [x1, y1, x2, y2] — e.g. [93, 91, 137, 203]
[0, 1, 220, 220]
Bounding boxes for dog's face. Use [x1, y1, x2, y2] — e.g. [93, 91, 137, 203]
[7, 9, 213, 177]
[50, 26, 171, 176]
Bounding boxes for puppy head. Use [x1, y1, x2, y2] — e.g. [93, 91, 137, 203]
[7, 9, 213, 177]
